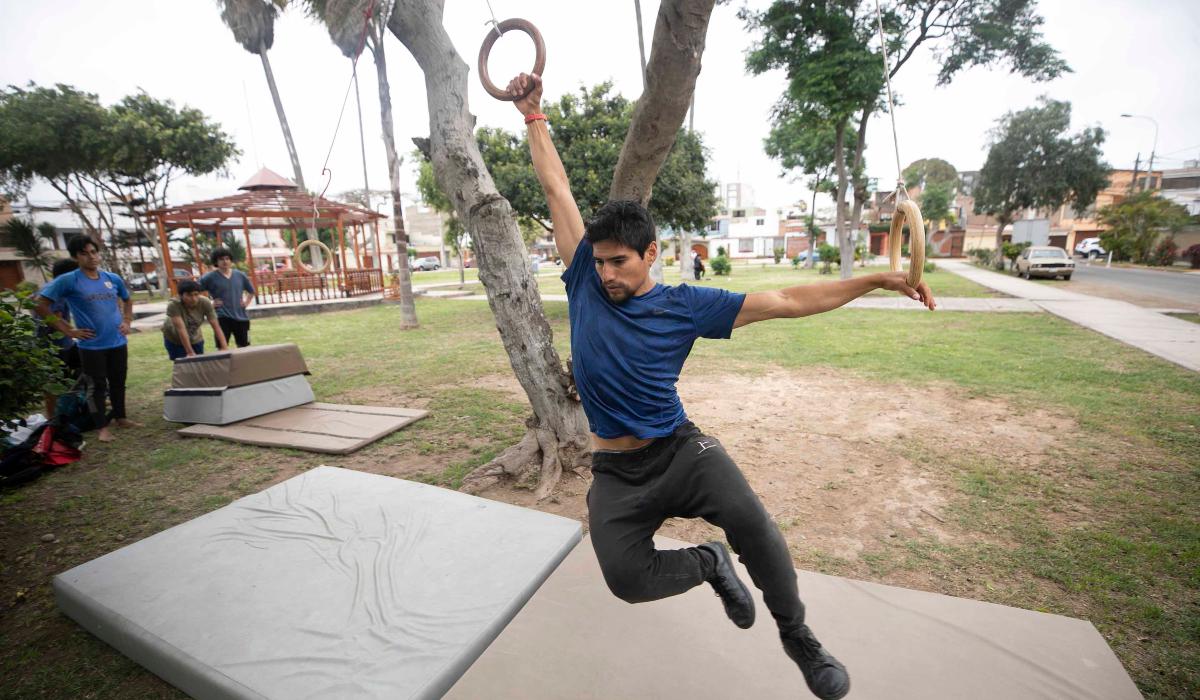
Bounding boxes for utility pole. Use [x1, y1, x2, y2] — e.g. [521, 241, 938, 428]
[1121, 113, 1159, 190]
[1128, 153, 1141, 195]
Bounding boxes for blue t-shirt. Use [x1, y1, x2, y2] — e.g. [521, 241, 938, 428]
[563, 239, 745, 439]
[200, 270, 255, 321]
[38, 269, 129, 351]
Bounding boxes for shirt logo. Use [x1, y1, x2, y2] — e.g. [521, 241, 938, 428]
[104, 280, 113, 289]
[697, 439, 718, 454]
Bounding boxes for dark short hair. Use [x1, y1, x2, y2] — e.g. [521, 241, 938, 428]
[51, 258, 79, 278]
[210, 247, 233, 266]
[67, 236, 98, 257]
[584, 200, 656, 256]
[177, 279, 201, 295]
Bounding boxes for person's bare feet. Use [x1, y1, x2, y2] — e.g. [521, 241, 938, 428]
[98, 427, 115, 442]
[113, 418, 141, 429]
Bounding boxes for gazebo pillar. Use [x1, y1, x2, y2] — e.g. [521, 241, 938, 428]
[154, 215, 176, 297]
[187, 216, 201, 276]
[351, 221, 362, 269]
[242, 215, 259, 297]
[336, 215, 347, 274]
[373, 220, 382, 270]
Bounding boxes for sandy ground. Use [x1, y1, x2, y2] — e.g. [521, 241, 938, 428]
[462, 370, 1076, 571]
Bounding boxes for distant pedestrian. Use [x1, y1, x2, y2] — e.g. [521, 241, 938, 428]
[162, 279, 228, 360]
[200, 247, 255, 347]
[35, 236, 139, 442]
[693, 251, 706, 280]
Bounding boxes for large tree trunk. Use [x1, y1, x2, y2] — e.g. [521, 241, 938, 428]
[680, 229, 694, 281]
[390, 1, 590, 499]
[833, 122, 852, 279]
[610, 0, 716, 285]
[849, 108, 871, 269]
[994, 219, 1009, 269]
[369, 36, 419, 329]
[259, 50, 322, 268]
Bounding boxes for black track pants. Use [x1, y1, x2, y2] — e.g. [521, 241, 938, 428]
[588, 421, 806, 634]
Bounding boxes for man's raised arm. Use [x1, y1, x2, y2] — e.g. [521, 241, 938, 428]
[508, 73, 584, 267]
[733, 271, 936, 329]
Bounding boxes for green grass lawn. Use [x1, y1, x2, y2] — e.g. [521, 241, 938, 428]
[2, 294, 1197, 698]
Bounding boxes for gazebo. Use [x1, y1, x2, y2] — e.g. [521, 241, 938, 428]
[146, 168, 388, 304]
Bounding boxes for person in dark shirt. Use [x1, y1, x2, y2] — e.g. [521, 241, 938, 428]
[36, 236, 140, 442]
[509, 72, 936, 700]
[199, 247, 255, 347]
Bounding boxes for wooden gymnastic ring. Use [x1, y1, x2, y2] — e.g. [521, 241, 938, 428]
[478, 19, 547, 101]
[294, 239, 333, 274]
[889, 199, 926, 288]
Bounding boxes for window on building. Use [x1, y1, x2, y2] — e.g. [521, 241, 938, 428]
[755, 218, 765, 226]
[738, 239, 753, 253]
[733, 209, 746, 218]
[708, 221, 721, 232]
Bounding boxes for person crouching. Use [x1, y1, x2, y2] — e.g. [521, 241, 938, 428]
[162, 280, 228, 360]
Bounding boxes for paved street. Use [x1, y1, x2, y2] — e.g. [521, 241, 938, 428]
[1064, 261, 1200, 311]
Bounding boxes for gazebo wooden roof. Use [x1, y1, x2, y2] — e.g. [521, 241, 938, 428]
[145, 167, 383, 230]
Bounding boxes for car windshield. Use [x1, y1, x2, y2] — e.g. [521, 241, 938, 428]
[1032, 249, 1067, 259]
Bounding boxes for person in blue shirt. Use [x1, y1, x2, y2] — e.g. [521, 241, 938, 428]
[200, 247, 255, 347]
[36, 236, 140, 443]
[509, 73, 936, 700]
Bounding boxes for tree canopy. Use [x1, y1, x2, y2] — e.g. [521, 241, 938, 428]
[903, 157, 958, 191]
[974, 98, 1108, 235]
[472, 83, 718, 234]
[1098, 192, 1192, 263]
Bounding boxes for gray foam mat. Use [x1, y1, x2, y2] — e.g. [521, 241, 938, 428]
[54, 466, 582, 700]
[447, 535, 1142, 699]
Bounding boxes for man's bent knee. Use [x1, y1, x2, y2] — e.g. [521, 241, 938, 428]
[599, 564, 656, 604]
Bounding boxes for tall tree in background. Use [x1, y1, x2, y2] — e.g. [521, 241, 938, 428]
[217, 0, 323, 266]
[1097, 192, 1190, 264]
[974, 98, 1108, 265]
[763, 104, 840, 269]
[389, 0, 717, 496]
[903, 157, 958, 191]
[306, 0, 418, 328]
[744, 0, 1070, 278]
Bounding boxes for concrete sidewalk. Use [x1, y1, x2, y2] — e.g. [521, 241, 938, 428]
[941, 260, 1200, 372]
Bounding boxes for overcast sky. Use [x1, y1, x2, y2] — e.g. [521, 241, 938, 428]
[2, 0, 1198, 217]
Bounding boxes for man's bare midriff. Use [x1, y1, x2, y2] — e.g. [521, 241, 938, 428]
[591, 433, 654, 451]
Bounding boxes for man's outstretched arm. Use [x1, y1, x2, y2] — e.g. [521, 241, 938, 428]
[733, 271, 936, 328]
[508, 73, 584, 267]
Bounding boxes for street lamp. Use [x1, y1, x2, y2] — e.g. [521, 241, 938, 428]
[1121, 113, 1159, 189]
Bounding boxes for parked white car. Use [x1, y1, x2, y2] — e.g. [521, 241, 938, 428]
[1015, 246, 1075, 280]
[1074, 237, 1106, 258]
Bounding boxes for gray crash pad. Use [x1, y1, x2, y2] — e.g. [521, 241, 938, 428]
[447, 535, 1141, 699]
[54, 466, 582, 700]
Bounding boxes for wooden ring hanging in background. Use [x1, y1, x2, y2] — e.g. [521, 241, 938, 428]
[477, 19, 547, 101]
[294, 239, 333, 274]
[889, 199, 926, 288]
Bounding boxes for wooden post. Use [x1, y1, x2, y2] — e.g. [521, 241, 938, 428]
[373, 220, 382, 270]
[351, 220, 362, 269]
[187, 216, 201, 275]
[242, 215, 258, 302]
[336, 214, 347, 273]
[155, 215, 176, 296]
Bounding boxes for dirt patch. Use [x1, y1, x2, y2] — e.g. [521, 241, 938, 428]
[472, 370, 1079, 565]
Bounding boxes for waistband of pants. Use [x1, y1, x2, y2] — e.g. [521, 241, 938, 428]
[591, 421, 699, 478]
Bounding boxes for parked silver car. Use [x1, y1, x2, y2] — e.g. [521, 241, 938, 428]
[1015, 246, 1075, 280]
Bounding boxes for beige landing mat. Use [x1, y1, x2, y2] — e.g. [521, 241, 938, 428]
[178, 402, 427, 454]
[446, 535, 1141, 700]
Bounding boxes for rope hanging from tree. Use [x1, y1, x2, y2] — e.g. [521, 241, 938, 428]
[476, 0, 546, 101]
[874, 0, 925, 287]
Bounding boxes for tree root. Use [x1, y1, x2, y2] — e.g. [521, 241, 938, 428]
[461, 417, 590, 501]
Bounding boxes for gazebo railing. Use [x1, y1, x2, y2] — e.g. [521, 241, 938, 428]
[250, 268, 384, 305]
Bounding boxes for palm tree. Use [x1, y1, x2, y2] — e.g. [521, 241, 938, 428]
[304, 0, 418, 329]
[1, 218, 53, 279]
[217, 0, 322, 265]
[37, 222, 60, 250]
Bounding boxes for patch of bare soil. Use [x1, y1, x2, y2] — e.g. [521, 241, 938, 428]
[472, 369, 1079, 572]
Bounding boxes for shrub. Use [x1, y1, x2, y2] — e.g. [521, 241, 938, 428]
[663, 256, 675, 267]
[1001, 241, 1030, 270]
[710, 255, 731, 276]
[772, 247, 785, 264]
[1148, 237, 1177, 267]
[923, 260, 937, 274]
[717, 245, 727, 257]
[817, 243, 839, 275]
[1184, 244, 1200, 269]
[1, 286, 70, 428]
[967, 247, 992, 266]
[791, 254, 802, 269]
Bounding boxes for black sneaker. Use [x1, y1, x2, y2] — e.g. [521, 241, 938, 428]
[781, 625, 850, 700]
[697, 541, 755, 629]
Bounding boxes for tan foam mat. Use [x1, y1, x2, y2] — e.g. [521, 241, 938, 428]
[446, 535, 1141, 699]
[178, 402, 427, 454]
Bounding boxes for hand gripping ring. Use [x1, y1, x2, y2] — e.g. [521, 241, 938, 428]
[889, 199, 926, 288]
[294, 239, 334, 274]
[478, 18, 547, 101]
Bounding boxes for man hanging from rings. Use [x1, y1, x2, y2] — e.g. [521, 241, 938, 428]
[509, 71, 936, 700]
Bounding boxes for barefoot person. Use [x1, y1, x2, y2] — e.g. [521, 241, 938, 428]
[200, 247, 255, 348]
[36, 236, 141, 442]
[162, 279, 228, 360]
[510, 72, 936, 700]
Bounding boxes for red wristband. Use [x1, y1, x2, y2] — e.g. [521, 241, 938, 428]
[524, 112, 547, 125]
